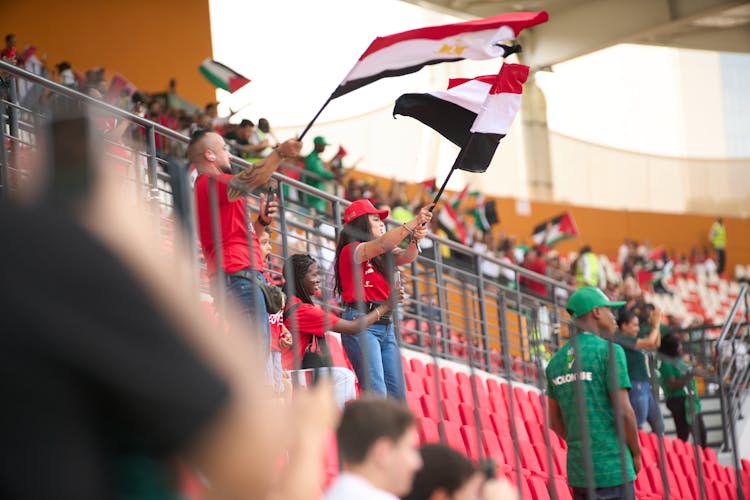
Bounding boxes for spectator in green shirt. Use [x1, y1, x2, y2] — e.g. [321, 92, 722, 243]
[658, 333, 709, 447]
[303, 136, 339, 214]
[546, 287, 641, 499]
[615, 308, 664, 435]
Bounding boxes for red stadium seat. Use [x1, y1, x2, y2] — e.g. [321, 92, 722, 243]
[406, 391, 421, 416]
[420, 394, 440, 421]
[418, 417, 439, 443]
[439, 366, 455, 381]
[442, 399, 461, 424]
[404, 370, 420, 394]
[461, 425, 481, 462]
[410, 358, 426, 379]
[458, 403, 492, 432]
[549, 477, 572, 500]
[645, 464, 665, 497]
[527, 475, 551, 500]
[426, 361, 439, 379]
[441, 379, 461, 403]
[442, 420, 467, 455]
[481, 429, 502, 460]
[517, 439, 545, 478]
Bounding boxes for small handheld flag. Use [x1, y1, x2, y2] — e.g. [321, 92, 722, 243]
[199, 59, 251, 93]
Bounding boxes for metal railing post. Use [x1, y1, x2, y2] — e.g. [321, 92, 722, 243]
[0, 93, 8, 199]
[476, 254, 491, 371]
[146, 126, 160, 207]
[433, 241, 451, 356]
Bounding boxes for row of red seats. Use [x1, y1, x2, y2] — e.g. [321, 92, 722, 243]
[404, 356, 570, 500]
[403, 354, 749, 500]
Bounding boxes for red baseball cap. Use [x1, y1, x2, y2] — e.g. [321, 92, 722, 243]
[344, 199, 389, 225]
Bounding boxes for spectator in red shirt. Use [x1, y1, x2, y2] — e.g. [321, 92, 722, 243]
[187, 129, 301, 363]
[520, 246, 548, 298]
[260, 227, 293, 396]
[333, 199, 433, 400]
[283, 253, 390, 408]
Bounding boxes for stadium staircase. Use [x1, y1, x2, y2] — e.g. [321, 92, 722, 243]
[2, 59, 750, 499]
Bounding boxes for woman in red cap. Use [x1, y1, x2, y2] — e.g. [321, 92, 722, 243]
[334, 198, 433, 399]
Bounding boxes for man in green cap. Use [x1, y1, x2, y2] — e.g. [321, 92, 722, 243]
[303, 136, 340, 214]
[545, 287, 641, 499]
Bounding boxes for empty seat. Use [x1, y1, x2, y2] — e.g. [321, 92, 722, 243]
[548, 477, 572, 500]
[410, 358, 426, 379]
[419, 394, 440, 421]
[439, 366, 455, 382]
[458, 403, 492, 432]
[442, 420, 467, 455]
[418, 417, 440, 444]
[527, 475, 551, 500]
[460, 425, 481, 462]
[481, 429, 502, 461]
[441, 379, 461, 403]
[442, 399, 461, 424]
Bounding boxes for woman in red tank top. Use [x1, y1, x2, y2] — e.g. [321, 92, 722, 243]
[333, 199, 432, 399]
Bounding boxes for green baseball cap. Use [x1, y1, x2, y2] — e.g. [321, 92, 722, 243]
[566, 287, 626, 319]
[313, 136, 329, 146]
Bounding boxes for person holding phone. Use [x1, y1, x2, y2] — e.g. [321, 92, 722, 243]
[333, 199, 432, 400]
[188, 130, 301, 360]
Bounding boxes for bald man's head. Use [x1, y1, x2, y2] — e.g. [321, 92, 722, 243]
[188, 129, 232, 172]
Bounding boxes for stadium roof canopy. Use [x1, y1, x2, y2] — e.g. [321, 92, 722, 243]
[402, 0, 750, 69]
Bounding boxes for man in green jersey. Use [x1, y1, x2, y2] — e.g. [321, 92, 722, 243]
[546, 287, 641, 499]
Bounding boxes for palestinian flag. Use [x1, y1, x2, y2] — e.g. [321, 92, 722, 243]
[472, 199, 499, 232]
[333, 11, 547, 98]
[394, 63, 529, 173]
[199, 59, 251, 93]
[450, 184, 470, 210]
[438, 202, 468, 244]
[420, 177, 437, 197]
[531, 212, 579, 247]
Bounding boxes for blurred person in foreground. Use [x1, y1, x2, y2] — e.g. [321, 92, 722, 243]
[615, 308, 665, 435]
[325, 396, 422, 500]
[546, 287, 641, 500]
[333, 199, 432, 400]
[658, 333, 710, 447]
[403, 444, 517, 500]
[188, 129, 301, 368]
[0, 112, 336, 499]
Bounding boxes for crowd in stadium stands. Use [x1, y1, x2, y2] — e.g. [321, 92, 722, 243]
[6, 29, 750, 500]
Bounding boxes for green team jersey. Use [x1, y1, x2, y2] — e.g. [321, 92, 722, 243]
[545, 332, 635, 488]
[615, 334, 650, 382]
[659, 357, 701, 420]
[303, 152, 334, 213]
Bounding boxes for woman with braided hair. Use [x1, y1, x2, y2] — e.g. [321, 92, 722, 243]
[282, 253, 393, 408]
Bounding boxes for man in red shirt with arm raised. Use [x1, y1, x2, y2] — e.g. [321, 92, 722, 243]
[187, 129, 301, 359]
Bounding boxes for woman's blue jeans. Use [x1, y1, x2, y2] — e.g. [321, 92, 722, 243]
[341, 308, 406, 400]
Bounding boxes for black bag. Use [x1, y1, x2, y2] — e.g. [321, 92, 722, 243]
[302, 335, 333, 370]
[256, 278, 284, 314]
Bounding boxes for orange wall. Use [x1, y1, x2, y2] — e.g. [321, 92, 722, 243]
[2, 0, 215, 106]
[493, 198, 750, 275]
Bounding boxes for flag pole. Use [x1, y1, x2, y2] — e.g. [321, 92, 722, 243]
[298, 94, 334, 141]
[431, 134, 474, 206]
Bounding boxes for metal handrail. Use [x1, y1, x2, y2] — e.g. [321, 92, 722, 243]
[715, 284, 747, 500]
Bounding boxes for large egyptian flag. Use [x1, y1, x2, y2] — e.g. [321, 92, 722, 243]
[199, 59, 251, 93]
[394, 63, 529, 172]
[531, 212, 579, 246]
[332, 11, 547, 98]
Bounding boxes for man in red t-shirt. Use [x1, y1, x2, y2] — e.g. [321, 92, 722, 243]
[520, 246, 548, 298]
[187, 129, 301, 356]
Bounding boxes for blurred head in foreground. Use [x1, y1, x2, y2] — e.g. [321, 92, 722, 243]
[334, 396, 422, 497]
